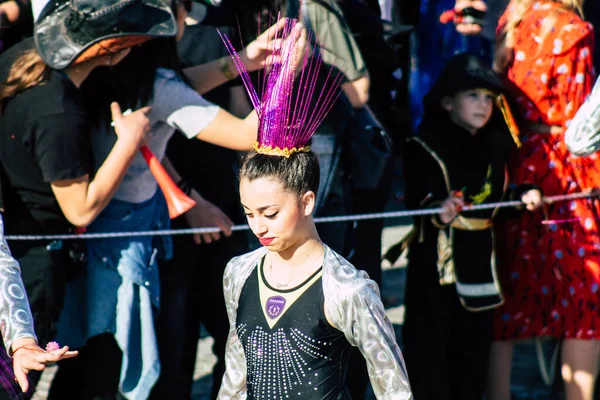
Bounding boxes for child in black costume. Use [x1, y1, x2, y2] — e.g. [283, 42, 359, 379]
[401, 53, 541, 400]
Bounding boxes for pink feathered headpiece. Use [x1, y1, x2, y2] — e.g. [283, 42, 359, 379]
[219, 17, 343, 157]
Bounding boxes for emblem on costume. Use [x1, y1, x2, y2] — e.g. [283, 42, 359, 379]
[266, 296, 286, 319]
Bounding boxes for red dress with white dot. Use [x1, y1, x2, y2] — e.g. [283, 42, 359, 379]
[493, 0, 599, 340]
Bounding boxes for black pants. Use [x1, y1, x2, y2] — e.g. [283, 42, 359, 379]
[402, 257, 494, 400]
[0, 242, 68, 400]
[148, 217, 247, 400]
[49, 334, 123, 400]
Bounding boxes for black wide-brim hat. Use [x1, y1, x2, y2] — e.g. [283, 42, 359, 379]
[34, 0, 177, 70]
[424, 52, 505, 109]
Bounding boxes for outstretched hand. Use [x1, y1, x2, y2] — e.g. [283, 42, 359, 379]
[240, 18, 308, 73]
[12, 340, 78, 393]
[240, 18, 287, 72]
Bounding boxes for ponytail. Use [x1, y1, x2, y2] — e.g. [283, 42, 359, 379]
[0, 49, 50, 112]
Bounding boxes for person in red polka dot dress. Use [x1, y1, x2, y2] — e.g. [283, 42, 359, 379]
[486, 1, 599, 399]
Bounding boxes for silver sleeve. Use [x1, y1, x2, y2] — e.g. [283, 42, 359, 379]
[0, 215, 37, 354]
[565, 77, 600, 156]
[336, 280, 413, 399]
[217, 259, 248, 399]
[323, 250, 412, 399]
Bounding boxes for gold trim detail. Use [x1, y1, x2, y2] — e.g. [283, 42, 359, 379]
[495, 94, 522, 148]
[450, 216, 492, 230]
[253, 142, 311, 158]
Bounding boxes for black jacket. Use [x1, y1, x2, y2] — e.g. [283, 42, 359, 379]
[403, 111, 514, 310]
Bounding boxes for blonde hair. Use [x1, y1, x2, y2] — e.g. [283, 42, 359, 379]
[494, 0, 585, 72]
[0, 49, 50, 112]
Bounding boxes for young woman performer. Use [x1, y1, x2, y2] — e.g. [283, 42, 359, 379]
[217, 18, 412, 400]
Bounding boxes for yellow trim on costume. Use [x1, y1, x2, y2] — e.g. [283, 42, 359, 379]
[450, 216, 492, 230]
[495, 94, 522, 148]
[469, 165, 493, 205]
[253, 142, 311, 158]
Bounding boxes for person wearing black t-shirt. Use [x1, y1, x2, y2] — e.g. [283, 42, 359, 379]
[0, 0, 175, 395]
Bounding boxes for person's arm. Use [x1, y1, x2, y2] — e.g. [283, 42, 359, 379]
[51, 103, 150, 227]
[195, 108, 258, 150]
[152, 71, 259, 151]
[565, 76, 600, 156]
[217, 261, 249, 399]
[353, 286, 412, 399]
[0, 215, 77, 392]
[184, 56, 241, 96]
[0, 215, 36, 353]
[303, 0, 370, 108]
[11, 338, 77, 393]
[184, 18, 289, 95]
[326, 273, 412, 399]
[342, 75, 370, 108]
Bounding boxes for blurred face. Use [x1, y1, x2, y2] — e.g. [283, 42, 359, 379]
[442, 88, 494, 134]
[240, 177, 315, 252]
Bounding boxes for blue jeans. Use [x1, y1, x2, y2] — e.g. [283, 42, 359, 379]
[55, 189, 171, 399]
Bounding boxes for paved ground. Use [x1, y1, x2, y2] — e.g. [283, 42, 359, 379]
[31, 163, 571, 399]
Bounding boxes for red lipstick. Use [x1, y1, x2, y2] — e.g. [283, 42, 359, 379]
[259, 237, 275, 246]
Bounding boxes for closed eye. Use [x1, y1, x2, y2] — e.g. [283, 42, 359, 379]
[265, 211, 279, 219]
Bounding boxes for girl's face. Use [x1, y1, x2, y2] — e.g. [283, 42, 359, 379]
[442, 88, 495, 134]
[240, 177, 315, 253]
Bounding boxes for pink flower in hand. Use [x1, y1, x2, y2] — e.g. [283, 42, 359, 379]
[45, 341, 60, 352]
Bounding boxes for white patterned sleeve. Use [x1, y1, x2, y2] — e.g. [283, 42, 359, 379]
[0, 215, 37, 354]
[217, 260, 248, 400]
[565, 76, 600, 156]
[343, 281, 413, 399]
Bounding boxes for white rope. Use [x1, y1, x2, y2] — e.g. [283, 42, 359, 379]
[5, 191, 597, 241]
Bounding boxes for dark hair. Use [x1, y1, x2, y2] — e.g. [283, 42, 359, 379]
[234, 0, 288, 43]
[82, 0, 189, 121]
[0, 49, 51, 112]
[240, 150, 320, 198]
[113, 35, 189, 109]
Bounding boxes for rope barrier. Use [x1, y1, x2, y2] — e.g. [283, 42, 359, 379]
[5, 191, 598, 241]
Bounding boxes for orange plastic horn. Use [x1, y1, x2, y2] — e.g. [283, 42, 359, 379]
[140, 145, 196, 219]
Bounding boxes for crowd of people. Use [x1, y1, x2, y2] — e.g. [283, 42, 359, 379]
[0, 0, 598, 399]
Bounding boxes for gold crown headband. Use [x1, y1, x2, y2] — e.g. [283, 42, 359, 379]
[253, 143, 311, 158]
